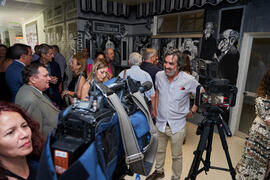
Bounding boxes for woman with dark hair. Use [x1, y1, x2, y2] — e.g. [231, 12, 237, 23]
[0, 45, 13, 101]
[87, 51, 105, 73]
[0, 101, 44, 180]
[235, 70, 270, 180]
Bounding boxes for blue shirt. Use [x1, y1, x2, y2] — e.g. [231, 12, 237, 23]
[118, 65, 155, 100]
[5, 60, 25, 102]
[87, 57, 94, 65]
[155, 71, 199, 134]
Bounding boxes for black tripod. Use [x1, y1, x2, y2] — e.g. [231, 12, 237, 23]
[185, 107, 236, 180]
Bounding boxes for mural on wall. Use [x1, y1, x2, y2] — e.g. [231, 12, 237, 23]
[43, 0, 77, 60]
[67, 21, 77, 59]
[25, 21, 38, 51]
[158, 38, 178, 65]
[44, 21, 77, 60]
[180, 38, 200, 61]
[198, 19, 241, 85]
[133, 35, 152, 55]
[217, 29, 240, 85]
[78, 20, 129, 68]
[200, 22, 217, 61]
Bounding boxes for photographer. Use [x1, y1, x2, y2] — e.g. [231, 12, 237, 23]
[147, 49, 204, 180]
[235, 70, 270, 180]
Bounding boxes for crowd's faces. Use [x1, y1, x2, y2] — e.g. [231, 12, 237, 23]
[0, 111, 32, 159]
[106, 49, 114, 63]
[25, 48, 33, 66]
[164, 54, 179, 78]
[96, 54, 105, 61]
[95, 67, 108, 82]
[82, 48, 89, 58]
[70, 58, 81, 73]
[0, 46, 7, 58]
[52, 48, 58, 57]
[42, 48, 54, 64]
[32, 67, 51, 91]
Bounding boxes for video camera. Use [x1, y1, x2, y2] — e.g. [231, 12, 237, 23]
[195, 59, 237, 108]
[47, 76, 155, 179]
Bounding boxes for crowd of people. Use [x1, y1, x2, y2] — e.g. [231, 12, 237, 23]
[0, 42, 269, 180]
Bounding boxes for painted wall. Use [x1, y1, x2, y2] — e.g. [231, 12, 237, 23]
[242, 0, 270, 32]
[8, 27, 23, 45]
[22, 13, 46, 50]
[42, 0, 77, 60]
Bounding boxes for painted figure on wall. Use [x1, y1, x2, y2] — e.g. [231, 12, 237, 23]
[181, 38, 198, 61]
[217, 29, 240, 85]
[200, 22, 217, 61]
[134, 35, 151, 55]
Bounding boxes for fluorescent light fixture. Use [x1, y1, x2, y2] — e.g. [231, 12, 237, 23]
[0, 0, 6, 6]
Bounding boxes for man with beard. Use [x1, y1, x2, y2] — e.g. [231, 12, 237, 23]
[147, 49, 203, 180]
[15, 63, 60, 137]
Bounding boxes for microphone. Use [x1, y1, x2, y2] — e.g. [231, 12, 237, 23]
[107, 81, 126, 91]
[139, 81, 152, 93]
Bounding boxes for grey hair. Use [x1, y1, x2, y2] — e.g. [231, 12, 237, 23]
[129, 52, 142, 66]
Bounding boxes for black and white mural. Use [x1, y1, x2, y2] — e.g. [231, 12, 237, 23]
[216, 29, 240, 85]
[78, 20, 127, 67]
[200, 22, 217, 61]
[133, 35, 152, 55]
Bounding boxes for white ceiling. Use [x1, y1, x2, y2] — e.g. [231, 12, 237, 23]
[0, 0, 153, 32]
[0, 0, 56, 32]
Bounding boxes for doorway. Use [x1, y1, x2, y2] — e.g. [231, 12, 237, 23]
[230, 33, 270, 137]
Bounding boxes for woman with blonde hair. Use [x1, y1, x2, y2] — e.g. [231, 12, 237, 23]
[81, 59, 108, 101]
[235, 69, 270, 180]
[62, 53, 87, 102]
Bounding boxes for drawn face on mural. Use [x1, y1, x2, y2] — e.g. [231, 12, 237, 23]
[204, 22, 214, 38]
[184, 39, 193, 51]
[218, 29, 235, 53]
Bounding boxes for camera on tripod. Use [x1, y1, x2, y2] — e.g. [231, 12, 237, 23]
[185, 59, 238, 180]
[195, 59, 238, 108]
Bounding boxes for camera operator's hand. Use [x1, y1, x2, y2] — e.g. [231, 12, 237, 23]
[187, 105, 198, 119]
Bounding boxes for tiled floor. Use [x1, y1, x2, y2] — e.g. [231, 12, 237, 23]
[125, 121, 245, 180]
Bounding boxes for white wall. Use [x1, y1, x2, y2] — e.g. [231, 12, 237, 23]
[8, 27, 23, 45]
[22, 13, 45, 47]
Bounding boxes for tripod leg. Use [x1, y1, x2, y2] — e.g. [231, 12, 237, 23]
[185, 120, 212, 180]
[217, 124, 236, 180]
[203, 122, 215, 172]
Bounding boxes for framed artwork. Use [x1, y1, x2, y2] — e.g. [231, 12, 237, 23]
[25, 21, 38, 51]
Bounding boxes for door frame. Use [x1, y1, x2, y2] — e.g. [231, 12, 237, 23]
[230, 32, 270, 137]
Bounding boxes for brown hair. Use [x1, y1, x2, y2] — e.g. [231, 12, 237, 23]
[72, 52, 88, 76]
[87, 59, 108, 82]
[0, 101, 44, 179]
[182, 53, 192, 74]
[257, 69, 270, 99]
